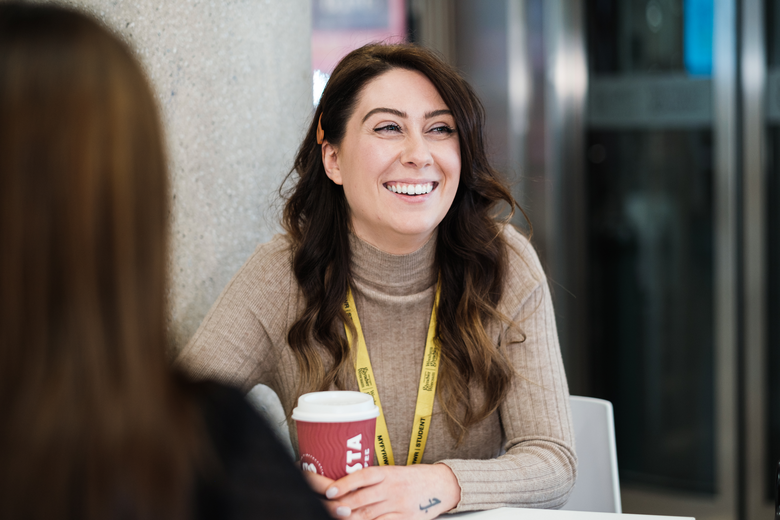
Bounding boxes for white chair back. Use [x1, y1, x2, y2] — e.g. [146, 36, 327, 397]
[246, 384, 294, 457]
[561, 396, 622, 513]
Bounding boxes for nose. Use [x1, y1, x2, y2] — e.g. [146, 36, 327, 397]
[400, 131, 433, 169]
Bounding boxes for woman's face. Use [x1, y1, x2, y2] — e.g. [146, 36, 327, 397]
[322, 68, 461, 254]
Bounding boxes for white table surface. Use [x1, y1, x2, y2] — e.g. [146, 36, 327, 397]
[450, 508, 694, 520]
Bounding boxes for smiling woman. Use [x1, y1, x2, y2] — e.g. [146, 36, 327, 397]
[176, 43, 577, 519]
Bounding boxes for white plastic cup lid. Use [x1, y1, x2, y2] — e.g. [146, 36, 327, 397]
[292, 391, 379, 423]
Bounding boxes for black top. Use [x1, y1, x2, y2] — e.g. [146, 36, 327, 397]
[189, 381, 330, 520]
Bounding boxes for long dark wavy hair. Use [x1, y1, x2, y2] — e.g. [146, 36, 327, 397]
[282, 43, 524, 441]
[0, 4, 201, 519]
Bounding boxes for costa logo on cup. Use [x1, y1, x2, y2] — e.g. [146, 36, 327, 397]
[345, 433, 372, 474]
[300, 454, 324, 475]
[293, 391, 379, 480]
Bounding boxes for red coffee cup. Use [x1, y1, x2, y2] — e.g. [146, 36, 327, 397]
[292, 391, 379, 480]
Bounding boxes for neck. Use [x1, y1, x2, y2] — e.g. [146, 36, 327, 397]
[348, 228, 438, 295]
[351, 227, 434, 255]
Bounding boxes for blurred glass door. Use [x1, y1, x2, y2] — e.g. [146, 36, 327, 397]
[754, 0, 777, 518]
[581, 0, 775, 517]
[577, 0, 737, 518]
[769, 0, 780, 507]
[586, 0, 716, 494]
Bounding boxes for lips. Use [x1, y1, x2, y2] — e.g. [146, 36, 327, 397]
[383, 181, 437, 196]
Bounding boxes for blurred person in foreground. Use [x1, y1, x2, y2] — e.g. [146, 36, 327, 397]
[0, 4, 330, 519]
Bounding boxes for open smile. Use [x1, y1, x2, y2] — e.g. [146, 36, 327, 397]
[383, 181, 437, 196]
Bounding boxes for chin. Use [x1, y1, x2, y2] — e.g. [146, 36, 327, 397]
[392, 224, 439, 240]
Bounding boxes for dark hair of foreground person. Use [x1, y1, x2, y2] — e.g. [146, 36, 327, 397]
[0, 4, 330, 519]
[283, 43, 526, 441]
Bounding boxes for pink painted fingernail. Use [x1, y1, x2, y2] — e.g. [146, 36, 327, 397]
[326, 487, 338, 499]
[335, 506, 351, 517]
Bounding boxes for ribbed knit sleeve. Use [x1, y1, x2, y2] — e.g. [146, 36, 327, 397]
[438, 229, 577, 512]
[174, 235, 298, 397]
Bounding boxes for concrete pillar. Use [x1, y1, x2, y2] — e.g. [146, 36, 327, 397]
[57, 0, 313, 351]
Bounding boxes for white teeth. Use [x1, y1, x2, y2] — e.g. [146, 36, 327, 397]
[385, 183, 434, 195]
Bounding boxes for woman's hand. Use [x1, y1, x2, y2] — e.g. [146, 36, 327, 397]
[308, 463, 461, 520]
[303, 470, 336, 496]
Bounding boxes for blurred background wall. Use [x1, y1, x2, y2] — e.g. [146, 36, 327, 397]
[55, 0, 313, 351]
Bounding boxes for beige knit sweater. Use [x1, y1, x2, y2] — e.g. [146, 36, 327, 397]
[175, 226, 576, 512]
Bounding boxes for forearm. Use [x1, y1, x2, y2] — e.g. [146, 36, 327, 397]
[439, 438, 576, 512]
[175, 322, 271, 391]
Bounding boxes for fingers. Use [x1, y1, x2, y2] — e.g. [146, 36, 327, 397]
[304, 467, 387, 519]
[324, 497, 387, 520]
[303, 471, 336, 495]
[331, 480, 386, 512]
[321, 501, 353, 519]
[326, 466, 387, 499]
[322, 468, 390, 519]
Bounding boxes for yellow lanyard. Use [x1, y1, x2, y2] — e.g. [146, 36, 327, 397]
[343, 284, 441, 466]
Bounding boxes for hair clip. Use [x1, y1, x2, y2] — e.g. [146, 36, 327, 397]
[316, 113, 324, 144]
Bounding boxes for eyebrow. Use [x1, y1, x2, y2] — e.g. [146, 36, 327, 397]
[361, 107, 453, 123]
[425, 109, 453, 119]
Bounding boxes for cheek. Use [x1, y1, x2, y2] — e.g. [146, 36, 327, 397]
[343, 147, 386, 184]
[443, 164, 461, 212]
[442, 144, 461, 183]
[445, 158, 461, 191]
[449, 174, 461, 197]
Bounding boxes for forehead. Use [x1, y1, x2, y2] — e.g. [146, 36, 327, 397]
[353, 68, 449, 114]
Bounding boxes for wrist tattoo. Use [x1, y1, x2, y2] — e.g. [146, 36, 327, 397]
[419, 497, 441, 512]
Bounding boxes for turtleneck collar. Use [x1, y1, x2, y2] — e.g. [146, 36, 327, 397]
[349, 230, 438, 296]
